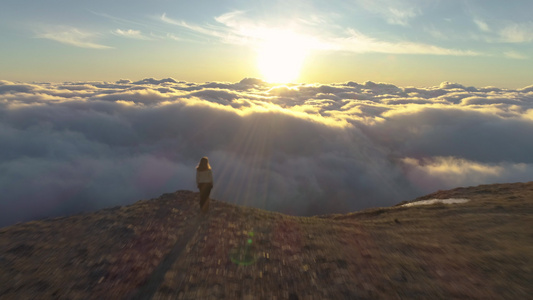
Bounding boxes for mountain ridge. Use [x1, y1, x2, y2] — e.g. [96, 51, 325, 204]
[1, 182, 532, 299]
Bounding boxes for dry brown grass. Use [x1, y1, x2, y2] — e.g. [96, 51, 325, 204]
[1, 182, 532, 299]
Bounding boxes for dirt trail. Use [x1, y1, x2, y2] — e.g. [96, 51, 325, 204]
[128, 215, 204, 300]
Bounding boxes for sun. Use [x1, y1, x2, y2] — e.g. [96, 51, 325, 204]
[256, 30, 310, 83]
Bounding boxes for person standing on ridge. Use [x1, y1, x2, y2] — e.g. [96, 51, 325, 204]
[196, 157, 213, 214]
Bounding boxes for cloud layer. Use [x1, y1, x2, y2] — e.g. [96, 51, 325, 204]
[1, 78, 532, 226]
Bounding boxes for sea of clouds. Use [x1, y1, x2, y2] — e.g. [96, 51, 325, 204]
[1, 78, 532, 226]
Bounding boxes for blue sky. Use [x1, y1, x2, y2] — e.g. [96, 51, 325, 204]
[1, 0, 532, 87]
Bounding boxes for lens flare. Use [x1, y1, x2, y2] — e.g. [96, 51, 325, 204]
[230, 231, 257, 266]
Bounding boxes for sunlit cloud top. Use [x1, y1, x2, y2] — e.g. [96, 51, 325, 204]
[1, 77, 532, 227]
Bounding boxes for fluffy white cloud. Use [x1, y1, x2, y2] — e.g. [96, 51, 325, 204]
[36, 26, 112, 49]
[356, 0, 424, 26]
[504, 50, 528, 60]
[112, 29, 150, 40]
[499, 22, 533, 43]
[402, 157, 533, 192]
[1, 78, 532, 227]
[161, 10, 481, 56]
[474, 18, 490, 32]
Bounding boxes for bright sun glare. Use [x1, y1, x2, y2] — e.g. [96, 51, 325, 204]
[256, 30, 311, 83]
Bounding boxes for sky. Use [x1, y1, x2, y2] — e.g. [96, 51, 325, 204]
[1, 1, 533, 227]
[1, 0, 533, 88]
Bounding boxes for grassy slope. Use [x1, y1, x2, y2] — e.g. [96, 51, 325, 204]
[0, 182, 532, 299]
[330, 182, 533, 298]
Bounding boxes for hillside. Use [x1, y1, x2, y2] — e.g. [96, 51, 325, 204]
[1, 182, 532, 299]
